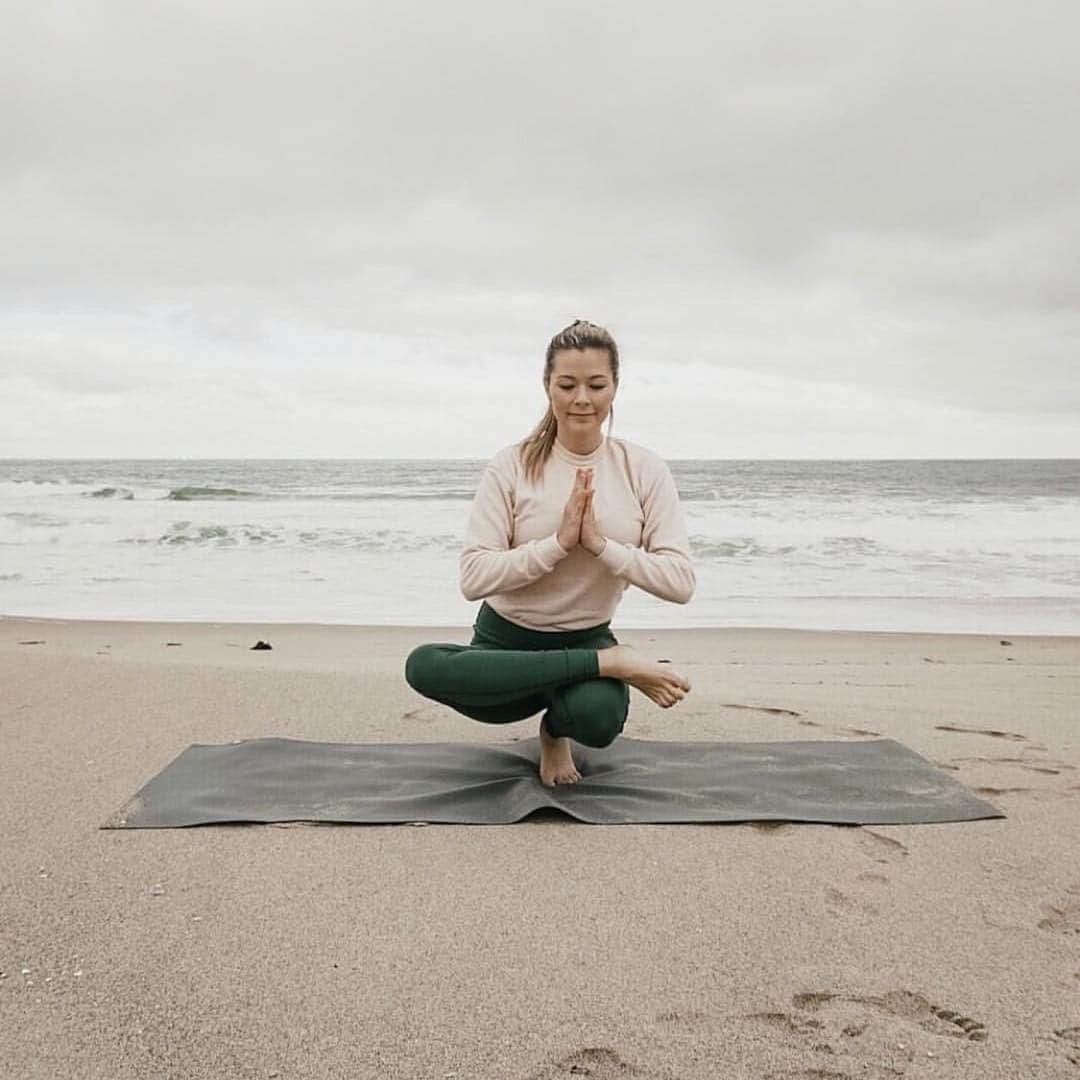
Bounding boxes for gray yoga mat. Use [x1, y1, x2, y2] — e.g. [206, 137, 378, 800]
[102, 735, 1003, 828]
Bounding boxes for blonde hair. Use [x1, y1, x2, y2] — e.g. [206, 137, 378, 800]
[518, 319, 620, 485]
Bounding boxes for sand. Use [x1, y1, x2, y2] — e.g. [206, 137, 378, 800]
[2, 614, 1079, 1079]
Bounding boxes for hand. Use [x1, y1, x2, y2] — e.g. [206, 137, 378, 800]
[556, 468, 592, 551]
[579, 474, 607, 557]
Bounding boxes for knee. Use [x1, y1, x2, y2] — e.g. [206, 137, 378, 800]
[404, 644, 438, 694]
[566, 679, 629, 748]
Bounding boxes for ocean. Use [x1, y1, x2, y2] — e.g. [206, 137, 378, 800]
[1, 458, 1078, 634]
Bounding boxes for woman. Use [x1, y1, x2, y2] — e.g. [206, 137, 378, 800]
[405, 319, 695, 787]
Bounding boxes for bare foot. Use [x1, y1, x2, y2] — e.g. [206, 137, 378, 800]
[597, 644, 692, 708]
[538, 718, 581, 786]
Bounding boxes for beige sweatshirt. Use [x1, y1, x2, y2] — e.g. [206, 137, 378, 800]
[460, 434, 696, 631]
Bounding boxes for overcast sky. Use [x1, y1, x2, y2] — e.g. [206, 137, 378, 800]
[2, 1, 1077, 459]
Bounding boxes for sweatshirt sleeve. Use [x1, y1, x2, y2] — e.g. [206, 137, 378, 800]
[459, 454, 571, 602]
[594, 456, 696, 604]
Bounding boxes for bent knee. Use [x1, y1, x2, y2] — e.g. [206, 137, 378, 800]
[590, 703, 628, 748]
[404, 643, 439, 693]
[569, 679, 629, 748]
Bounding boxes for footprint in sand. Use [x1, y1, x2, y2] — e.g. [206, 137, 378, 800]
[855, 871, 889, 885]
[795, 989, 987, 1039]
[747, 988, 989, 1072]
[799, 719, 881, 737]
[1038, 883, 1080, 935]
[852, 827, 909, 864]
[401, 706, 445, 722]
[825, 886, 879, 916]
[1057, 1026, 1080, 1067]
[748, 1010, 827, 1037]
[812, 829, 907, 914]
[654, 1008, 708, 1024]
[525, 1045, 653, 1079]
[725, 702, 802, 717]
[934, 724, 1028, 742]
[947, 755, 1075, 775]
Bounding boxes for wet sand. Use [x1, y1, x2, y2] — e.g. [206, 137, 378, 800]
[2, 615, 1079, 1079]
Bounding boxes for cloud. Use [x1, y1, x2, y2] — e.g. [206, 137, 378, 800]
[0, 1, 1077, 456]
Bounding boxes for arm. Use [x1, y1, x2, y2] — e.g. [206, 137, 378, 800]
[593, 459, 696, 604]
[459, 458, 570, 602]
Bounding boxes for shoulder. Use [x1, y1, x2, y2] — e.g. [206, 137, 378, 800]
[606, 436, 670, 476]
[484, 443, 526, 483]
[607, 438, 680, 512]
[493, 442, 526, 469]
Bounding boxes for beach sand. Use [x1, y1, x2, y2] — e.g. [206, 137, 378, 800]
[2, 615, 1079, 1079]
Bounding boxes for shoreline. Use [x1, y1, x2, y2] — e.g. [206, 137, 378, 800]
[4, 610, 1078, 641]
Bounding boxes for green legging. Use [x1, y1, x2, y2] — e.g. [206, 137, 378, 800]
[404, 601, 630, 747]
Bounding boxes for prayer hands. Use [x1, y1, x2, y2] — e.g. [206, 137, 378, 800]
[579, 473, 607, 557]
[556, 468, 607, 556]
[557, 468, 591, 551]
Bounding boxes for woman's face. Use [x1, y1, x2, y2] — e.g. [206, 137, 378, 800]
[546, 347, 617, 443]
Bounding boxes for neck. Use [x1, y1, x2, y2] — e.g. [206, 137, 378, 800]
[555, 428, 604, 456]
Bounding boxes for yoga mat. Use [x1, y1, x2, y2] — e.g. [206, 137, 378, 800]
[102, 736, 1003, 828]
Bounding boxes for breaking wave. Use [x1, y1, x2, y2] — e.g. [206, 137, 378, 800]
[164, 486, 259, 501]
[118, 523, 463, 551]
